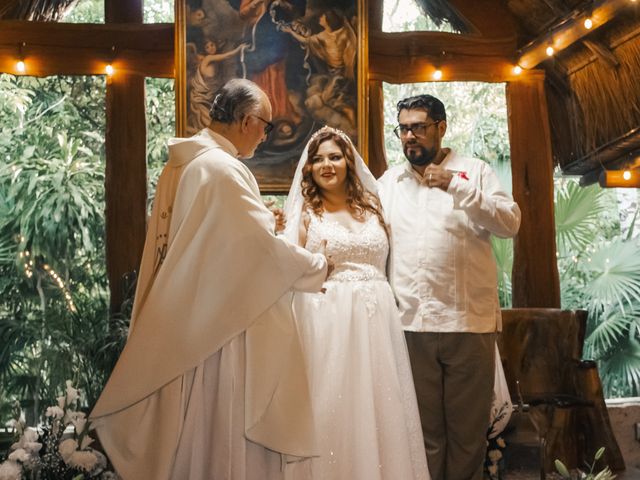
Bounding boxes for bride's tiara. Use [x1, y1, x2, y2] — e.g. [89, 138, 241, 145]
[310, 125, 353, 144]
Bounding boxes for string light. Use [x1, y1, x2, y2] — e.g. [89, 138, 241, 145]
[432, 69, 443, 80]
[42, 264, 76, 312]
[15, 42, 26, 74]
[546, 45, 555, 57]
[106, 45, 116, 77]
[623, 170, 631, 180]
[513, 65, 523, 75]
[584, 17, 593, 29]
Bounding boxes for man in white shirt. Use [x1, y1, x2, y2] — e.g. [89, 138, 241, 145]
[378, 94, 521, 480]
[91, 79, 328, 480]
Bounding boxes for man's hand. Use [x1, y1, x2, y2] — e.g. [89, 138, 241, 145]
[264, 200, 286, 233]
[423, 164, 453, 191]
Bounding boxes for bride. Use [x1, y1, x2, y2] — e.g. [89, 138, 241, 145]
[283, 126, 431, 479]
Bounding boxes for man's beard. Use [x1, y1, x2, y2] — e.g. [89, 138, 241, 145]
[403, 143, 438, 166]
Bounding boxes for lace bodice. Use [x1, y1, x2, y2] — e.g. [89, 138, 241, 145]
[305, 212, 389, 282]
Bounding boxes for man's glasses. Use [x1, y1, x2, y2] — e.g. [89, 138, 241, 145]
[393, 121, 441, 138]
[251, 115, 275, 136]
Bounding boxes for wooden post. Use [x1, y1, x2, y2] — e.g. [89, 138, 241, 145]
[507, 73, 561, 308]
[105, 0, 147, 312]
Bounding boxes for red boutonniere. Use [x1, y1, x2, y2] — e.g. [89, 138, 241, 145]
[457, 171, 469, 180]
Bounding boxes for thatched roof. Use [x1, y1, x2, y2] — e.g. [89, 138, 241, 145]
[0, 0, 78, 21]
[421, 0, 640, 181]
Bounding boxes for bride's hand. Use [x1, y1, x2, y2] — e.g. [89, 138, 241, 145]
[319, 239, 335, 291]
[264, 200, 286, 233]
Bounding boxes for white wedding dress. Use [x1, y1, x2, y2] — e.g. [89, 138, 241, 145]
[293, 212, 431, 480]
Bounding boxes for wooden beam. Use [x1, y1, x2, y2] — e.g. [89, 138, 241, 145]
[368, 0, 383, 32]
[507, 73, 561, 308]
[517, 0, 632, 69]
[367, 80, 387, 178]
[582, 39, 620, 69]
[564, 127, 640, 175]
[104, 0, 147, 312]
[447, 0, 519, 38]
[106, 0, 142, 23]
[369, 31, 518, 83]
[0, 20, 173, 77]
[370, 54, 520, 84]
[370, 31, 516, 59]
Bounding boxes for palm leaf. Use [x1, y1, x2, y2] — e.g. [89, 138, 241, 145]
[600, 337, 640, 396]
[584, 307, 635, 358]
[491, 236, 513, 308]
[585, 239, 640, 313]
[555, 181, 604, 255]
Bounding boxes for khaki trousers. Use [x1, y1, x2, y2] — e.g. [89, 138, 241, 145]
[404, 331, 495, 480]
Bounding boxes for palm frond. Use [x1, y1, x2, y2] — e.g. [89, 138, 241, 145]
[600, 337, 640, 397]
[585, 239, 640, 313]
[491, 236, 513, 308]
[585, 307, 636, 358]
[554, 181, 605, 255]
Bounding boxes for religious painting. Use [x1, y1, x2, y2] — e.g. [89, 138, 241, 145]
[175, 0, 363, 192]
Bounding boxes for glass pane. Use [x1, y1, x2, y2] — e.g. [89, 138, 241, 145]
[61, 0, 104, 23]
[383, 81, 513, 306]
[383, 0, 457, 33]
[145, 0, 174, 23]
[555, 177, 640, 399]
[0, 74, 110, 422]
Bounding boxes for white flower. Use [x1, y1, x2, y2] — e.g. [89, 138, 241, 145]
[0, 460, 22, 480]
[488, 449, 503, 463]
[73, 416, 88, 435]
[9, 428, 41, 456]
[45, 406, 64, 419]
[68, 450, 99, 472]
[57, 396, 66, 409]
[59, 438, 79, 463]
[21, 428, 39, 446]
[496, 437, 506, 448]
[487, 464, 498, 475]
[65, 380, 80, 405]
[7, 449, 29, 463]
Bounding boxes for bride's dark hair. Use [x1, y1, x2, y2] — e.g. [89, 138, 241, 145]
[301, 130, 387, 231]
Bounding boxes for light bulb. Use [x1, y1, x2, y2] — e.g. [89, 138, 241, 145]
[584, 18, 593, 29]
[105, 64, 114, 76]
[432, 69, 443, 80]
[16, 60, 25, 73]
[546, 46, 555, 57]
[513, 65, 522, 75]
[623, 170, 631, 180]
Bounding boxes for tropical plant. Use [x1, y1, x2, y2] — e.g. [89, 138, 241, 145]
[0, 69, 174, 426]
[554, 177, 640, 398]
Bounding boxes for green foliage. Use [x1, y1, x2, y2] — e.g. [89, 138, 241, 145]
[555, 447, 616, 479]
[555, 177, 640, 398]
[0, 70, 174, 425]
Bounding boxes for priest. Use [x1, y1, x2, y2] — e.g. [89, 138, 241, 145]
[91, 78, 328, 480]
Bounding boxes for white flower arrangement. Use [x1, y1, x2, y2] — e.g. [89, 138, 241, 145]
[0, 381, 118, 480]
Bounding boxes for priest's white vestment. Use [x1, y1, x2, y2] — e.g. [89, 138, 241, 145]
[90, 129, 327, 480]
